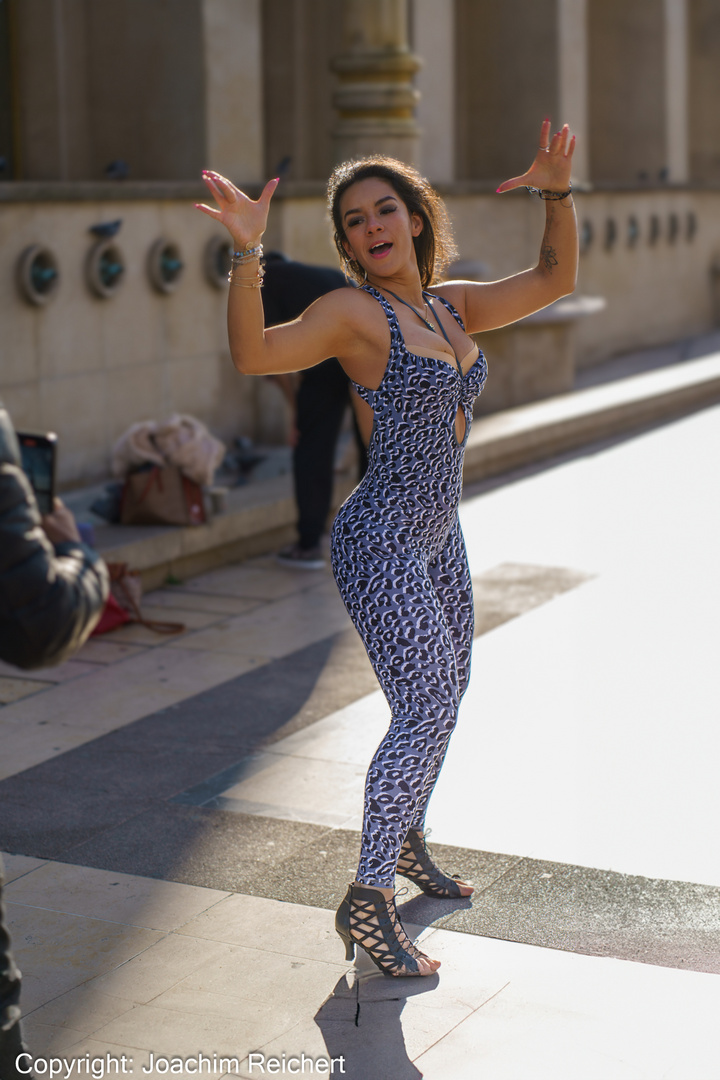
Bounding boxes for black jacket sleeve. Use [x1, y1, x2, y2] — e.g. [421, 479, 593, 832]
[0, 404, 110, 670]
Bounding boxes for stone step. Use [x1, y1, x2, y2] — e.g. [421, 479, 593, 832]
[97, 353, 720, 588]
[464, 351, 720, 483]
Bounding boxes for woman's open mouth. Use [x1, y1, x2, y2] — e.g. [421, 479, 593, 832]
[369, 242, 393, 258]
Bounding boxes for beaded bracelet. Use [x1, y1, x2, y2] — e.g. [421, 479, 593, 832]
[232, 243, 263, 263]
[526, 185, 573, 201]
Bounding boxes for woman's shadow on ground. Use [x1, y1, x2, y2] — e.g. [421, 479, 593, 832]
[314, 893, 473, 1080]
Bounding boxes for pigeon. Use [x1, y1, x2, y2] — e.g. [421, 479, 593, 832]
[274, 155, 292, 180]
[88, 219, 123, 238]
[104, 159, 129, 180]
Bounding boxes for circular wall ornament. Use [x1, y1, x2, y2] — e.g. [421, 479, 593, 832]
[86, 238, 125, 298]
[204, 235, 232, 289]
[686, 211, 697, 242]
[627, 215, 640, 248]
[579, 220, 593, 255]
[16, 245, 60, 306]
[604, 218, 617, 251]
[147, 239, 184, 294]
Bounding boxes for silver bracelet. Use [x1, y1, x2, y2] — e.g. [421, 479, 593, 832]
[228, 262, 265, 287]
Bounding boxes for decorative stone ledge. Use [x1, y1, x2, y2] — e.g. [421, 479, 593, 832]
[3, 180, 718, 205]
[95, 355, 720, 588]
[0, 181, 207, 203]
[476, 295, 607, 414]
[520, 295, 606, 325]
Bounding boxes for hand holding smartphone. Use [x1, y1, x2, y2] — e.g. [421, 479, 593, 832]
[17, 432, 84, 544]
[41, 501, 82, 545]
[17, 431, 57, 515]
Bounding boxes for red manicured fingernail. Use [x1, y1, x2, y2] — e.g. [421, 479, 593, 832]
[495, 186, 502, 193]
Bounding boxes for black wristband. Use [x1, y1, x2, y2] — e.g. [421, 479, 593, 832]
[526, 185, 573, 201]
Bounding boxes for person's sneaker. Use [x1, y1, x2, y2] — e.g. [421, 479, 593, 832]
[276, 543, 326, 570]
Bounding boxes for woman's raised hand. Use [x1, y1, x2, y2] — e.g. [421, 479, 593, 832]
[195, 172, 279, 248]
[496, 120, 575, 195]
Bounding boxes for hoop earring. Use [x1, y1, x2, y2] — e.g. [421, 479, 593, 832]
[343, 258, 368, 286]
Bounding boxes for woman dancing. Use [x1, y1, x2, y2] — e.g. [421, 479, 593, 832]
[197, 119, 577, 977]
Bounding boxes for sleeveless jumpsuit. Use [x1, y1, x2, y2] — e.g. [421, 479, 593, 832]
[330, 285, 488, 887]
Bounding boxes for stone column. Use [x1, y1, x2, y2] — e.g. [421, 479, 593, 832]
[201, 0, 263, 182]
[331, 0, 421, 165]
[412, 0, 454, 183]
[664, 0, 689, 184]
[557, 0, 590, 184]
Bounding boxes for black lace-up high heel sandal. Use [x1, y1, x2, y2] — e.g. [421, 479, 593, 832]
[396, 828, 472, 899]
[389, 891, 432, 964]
[335, 883, 435, 977]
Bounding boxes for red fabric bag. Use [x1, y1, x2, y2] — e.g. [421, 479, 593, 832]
[91, 593, 131, 635]
[91, 563, 185, 637]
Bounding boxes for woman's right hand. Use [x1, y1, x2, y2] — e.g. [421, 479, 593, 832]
[195, 172, 279, 249]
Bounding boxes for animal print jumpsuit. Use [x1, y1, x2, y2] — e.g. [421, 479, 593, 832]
[331, 285, 487, 887]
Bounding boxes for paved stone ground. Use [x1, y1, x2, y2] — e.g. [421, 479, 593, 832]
[1, 403, 720, 1079]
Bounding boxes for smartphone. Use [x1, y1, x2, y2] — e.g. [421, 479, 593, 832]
[17, 431, 57, 515]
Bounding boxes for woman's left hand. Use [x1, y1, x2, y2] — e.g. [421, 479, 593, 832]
[42, 498, 82, 545]
[496, 119, 575, 195]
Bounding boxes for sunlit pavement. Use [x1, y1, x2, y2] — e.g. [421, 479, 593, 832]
[1, 402, 719, 1079]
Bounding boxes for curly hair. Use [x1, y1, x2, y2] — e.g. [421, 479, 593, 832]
[327, 156, 458, 288]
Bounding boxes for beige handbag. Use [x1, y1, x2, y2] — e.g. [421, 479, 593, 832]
[120, 464, 206, 527]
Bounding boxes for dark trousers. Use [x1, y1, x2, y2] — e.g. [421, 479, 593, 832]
[294, 359, 367, 550]
[0, 858, 28, 1080]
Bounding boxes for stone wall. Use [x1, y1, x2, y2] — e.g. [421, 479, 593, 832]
[0, 188, 286, 487]
[442, 185, 720, 366]
[573, 188, 720, 363]
[689, 0, 720, 183]
[587, 0, 667, 185]
[12, 0, 206, 182]
[2, 182, 719, 487]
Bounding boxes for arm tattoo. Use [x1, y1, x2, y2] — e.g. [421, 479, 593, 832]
[541, 244, 558, 273]
[539, 202, 560, 274]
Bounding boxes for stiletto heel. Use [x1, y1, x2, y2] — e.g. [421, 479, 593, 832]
[397, 828, 473, 899]
[339, 934, 355, 961]
[335, 884, 356, 960]
[334, 883, 437, 977]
